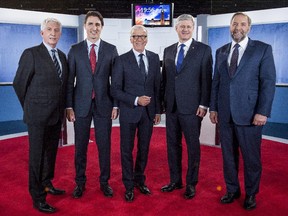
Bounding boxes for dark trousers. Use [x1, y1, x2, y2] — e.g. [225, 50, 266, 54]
[219, 122, 263, 196]
[166, 110, 202, 186]
[27, 121, 61, 203]
[74, 100, 112, 186]
[120, 109, 153, 190]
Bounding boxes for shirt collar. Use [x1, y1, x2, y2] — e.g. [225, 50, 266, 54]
[43, 41, 57, 52]
[86, 38, 101, 48]
[231, 36, 248, 50]
[178, 38, 193, 48]
[132, 49, 147, 57]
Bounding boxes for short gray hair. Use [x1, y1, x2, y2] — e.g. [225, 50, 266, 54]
[175, 14, 195, 27]
[41, 18, 62, 32]
[130, 25, 148, 36]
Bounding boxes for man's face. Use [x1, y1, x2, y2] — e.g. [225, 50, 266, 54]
[175, 20, 194, 43]
[41, 21, 61, 48]
[130, 28, 147, 53]
[85, 16, 103, 43]
[230, 14, 251, 43]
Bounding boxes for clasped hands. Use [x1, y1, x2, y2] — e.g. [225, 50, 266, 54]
[137, 95, 151, 106]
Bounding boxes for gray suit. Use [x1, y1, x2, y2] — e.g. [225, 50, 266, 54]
[66, 39, 118, 186]
[13, 43, 68, 203]
[111, 49, 161, 190]
[210, 39, 276, 195]
[161, 39, 212, 186]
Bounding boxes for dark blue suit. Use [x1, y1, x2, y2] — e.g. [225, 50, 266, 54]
[111, 49, 161, 190]
[66, 39, 118, 186]
[210, 38, 276, 196]
[161, 39, 212, 186]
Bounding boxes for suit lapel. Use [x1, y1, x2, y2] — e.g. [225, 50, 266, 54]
[96, 41, 104, 74]
[83, 40, 93, 73]
[39, 43, 55, 71]
[128, 49, 144, 79]
[178, 40, 197, 72]
[234, 39, 255, 76]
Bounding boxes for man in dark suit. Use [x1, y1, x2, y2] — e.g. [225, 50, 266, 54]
[160, 14, 212, 199]
[111, 25, 161, 202]
[66, 11, 118, 199]
[13, 18, 67, 213]
[209, 12, 276, 210]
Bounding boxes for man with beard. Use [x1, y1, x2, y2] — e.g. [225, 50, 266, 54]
[209, 12, 276, 210]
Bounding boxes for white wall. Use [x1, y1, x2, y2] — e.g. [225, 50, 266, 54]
[0, 8, 78, 27]
[208, 7, 288, 28]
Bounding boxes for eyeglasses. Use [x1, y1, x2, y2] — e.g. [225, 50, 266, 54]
[131, 35, 147, 40]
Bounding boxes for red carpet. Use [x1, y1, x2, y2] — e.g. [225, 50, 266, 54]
[0, 127, 287, 215]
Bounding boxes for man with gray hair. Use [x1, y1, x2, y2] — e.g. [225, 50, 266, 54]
[13, 18, 67, 213]
[111, 25, 161, 202]
[160, 14, 212, 199]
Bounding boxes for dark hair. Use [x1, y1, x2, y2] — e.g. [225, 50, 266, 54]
[231, 12, 252, 26]
[84, 11, 104, 26]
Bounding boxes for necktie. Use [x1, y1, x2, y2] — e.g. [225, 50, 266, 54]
[229, 43, 240, 77]
[90, 44, 96, 73]
[139, 53, 147, 78]
[90, 44, 97, 99]
[51, 49, 62, 79]
[176, 44, 185, 73]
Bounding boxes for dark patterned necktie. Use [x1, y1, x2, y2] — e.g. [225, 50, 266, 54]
[176, 44, 185, 73]
[229, 43, 240, 77]
[139, 53, 147, 78]
[51, 49, 62, 79]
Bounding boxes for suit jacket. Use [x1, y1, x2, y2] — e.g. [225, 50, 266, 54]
[210, 38, 276, 125]
[66, 40, 118, 117]
[111, 49, 161, 123]
[161, 39, 212, 114]
[13, 43, 68, 125]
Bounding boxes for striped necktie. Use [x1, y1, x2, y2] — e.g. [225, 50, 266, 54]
[51, 49, 62, 79]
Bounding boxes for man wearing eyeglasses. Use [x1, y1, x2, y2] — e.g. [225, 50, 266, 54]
[111, 25, 161, 202]
[160, 14, 212, 199]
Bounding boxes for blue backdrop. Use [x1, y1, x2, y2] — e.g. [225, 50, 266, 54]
[0, 23, 77, 83]
[208, 22, 288, 85]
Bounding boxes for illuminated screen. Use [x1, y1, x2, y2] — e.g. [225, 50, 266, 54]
[132, 3, 173, 27]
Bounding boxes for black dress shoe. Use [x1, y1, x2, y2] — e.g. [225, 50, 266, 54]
[125, 189, 134, 202]
[221, 190, 241, 204]
[135, 184, 151, 195]
[184, 185, 196, 199]
[100, 184, 113, 197]
[161, 182, 183, 192]
[73, 185, 85, 198]
[33, 201, 56, 213]
[45, 186, 65, 195]
[243, 195, 256, 210]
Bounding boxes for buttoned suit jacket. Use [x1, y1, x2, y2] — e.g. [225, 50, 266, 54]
[210, 38, 276, 125]
[111, 49, 161, 123]
[161, 39, 213, 113]
[66, 39, 118, 117]
[13, 43, 68, 126]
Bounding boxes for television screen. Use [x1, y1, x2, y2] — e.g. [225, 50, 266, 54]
[131, 3, 174, 27]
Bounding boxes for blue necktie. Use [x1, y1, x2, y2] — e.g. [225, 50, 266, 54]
[229, 43, 240, 77]
[51, 49, 62, 79]
[176, 44, 185, 73]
